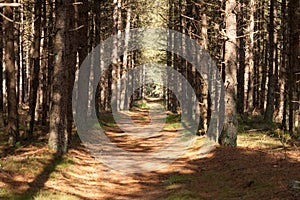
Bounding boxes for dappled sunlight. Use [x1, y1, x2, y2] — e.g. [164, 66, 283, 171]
[1, 97, 300, 199]
[0, 132, 300, 199]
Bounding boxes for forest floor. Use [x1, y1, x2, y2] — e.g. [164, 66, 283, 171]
[0, 99, 300, 200]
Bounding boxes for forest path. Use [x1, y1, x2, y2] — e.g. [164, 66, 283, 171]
[48, 98, 207, 199]
[91, 98, 202, 173]
[0, 100, 300, 199]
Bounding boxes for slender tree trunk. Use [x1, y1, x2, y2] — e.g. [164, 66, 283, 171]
[279, 0, 287, 127]
[260, 40, 268, 112]
[120, 3, 131, 110]
[116, 0, 122, 110]
[94, 0, 102, 112]
[14, 2, 20, 106]
[20, 8, 27, 104]
[253, 3, 260, 110]
[259, 1, 268, 113]
[170, 0, 179, 113]
[245, 0, 255, 113]
[4, 0, 19, 145]
[219, 0, 238, 147]
[76, 0, 90, 119]
[109, 0, 119, 111]
[66, 0, 76, 144]
[273, 0, 280, 119]
[0, 7, 4, 128]
[46, 0, 54, 125]
[41, 0, 48, 126]
[181, 0, 188, 117]
[200, 13, 208, 132]
[265, 0, 275, 122]
[237, 2, 245, 115]
[28, 0, 42, 138]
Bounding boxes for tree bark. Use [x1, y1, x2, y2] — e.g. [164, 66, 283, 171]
[76, 0, 90, 119]
[288, 0, 300, 133]
[237, 2, 245, 115]
[49, 0, 74, 154]
[219, 0, 238, 147]
[28, 0, 42, 138]
[265, 0, 275, 122]
[245, 0, 255, 113]
[4, 0, 19, 145]
[0, 7, 4, 128]
[279, 0, 287, 127]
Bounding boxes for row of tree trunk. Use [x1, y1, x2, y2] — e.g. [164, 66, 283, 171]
[0, 0, 299, 153]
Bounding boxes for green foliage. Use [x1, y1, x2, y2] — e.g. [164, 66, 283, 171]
[165, 174, 191, 185]
[15, 141, 21, 148]
[238, 132, 290, 149]
[238, 115, 295, 147]
[164, 123, 181, 130]
[136, 117, 147, 121]
[238, 115, 276, 133]
[101, 122, 117, 127]
[0, 187, 10, 198]
[132, 100, 149, 109]
[164, 174, 203, 199]
[55, 157, 75, 170]
[97, 114, 117, 128]
[33, 190, 80, 200]
[0, 190, 80, 200]
[166, 114, 181, 124]
[292, 127, 300, 139]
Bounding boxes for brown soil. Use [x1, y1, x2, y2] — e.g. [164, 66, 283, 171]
[0, 103, 300, 200]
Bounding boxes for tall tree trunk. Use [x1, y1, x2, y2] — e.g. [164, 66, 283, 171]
[288, 0, 300, 133]
[237, 2, 245, 115]
[49, 0, 73, 154]
[253, 3, 260, 110]
[45, 0, 54, 126]
[265, 0, 275, 122]
[181, 0, 188, 117]
[66, 0, 76, 144]
[169, 0, 179, 113]
[108, 0, 120, 112]
[27, 0, 42, 138]
[219, 0, 238, 147]
[259, 1, 268, 113]
[41, 0, 48, 126]
[200, 13, 208, 133]
[20, 8, 27, 104]
[4, 1, 19, 145]
[0, 7, 4, 128]
[120, 2, 131, 110]
[245, 0, 255, 113]
[76, 0, 90, 119]
[14, 2, 20, 106]
[279, 0, 287, 127]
